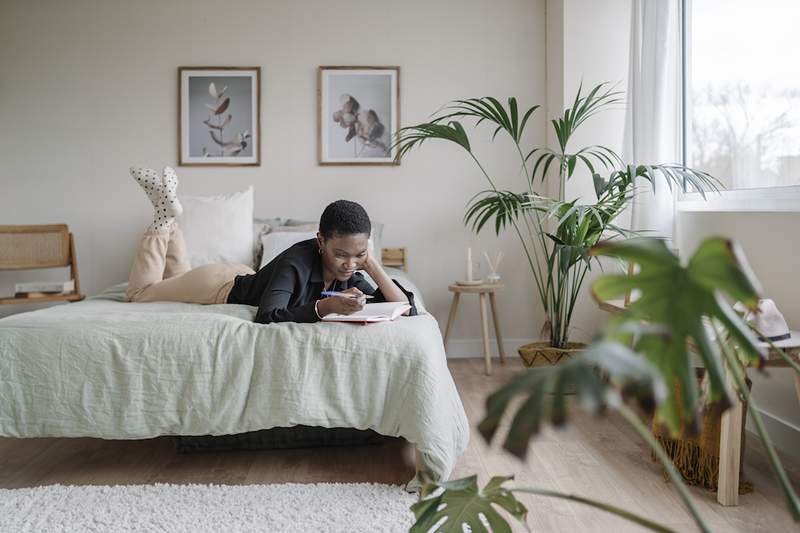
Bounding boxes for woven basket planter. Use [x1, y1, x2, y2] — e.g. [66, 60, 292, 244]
[518, 341, 587, 367]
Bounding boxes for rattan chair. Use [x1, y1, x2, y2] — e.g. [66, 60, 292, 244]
[0, 224, 84, 304]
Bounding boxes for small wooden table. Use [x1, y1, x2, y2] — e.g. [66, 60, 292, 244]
[443, 283, 506, 375]
[717, 332, 800, 506]
[599, 298, 800, 507]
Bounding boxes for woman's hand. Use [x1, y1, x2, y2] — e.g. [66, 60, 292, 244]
[316, 287, 366, 316]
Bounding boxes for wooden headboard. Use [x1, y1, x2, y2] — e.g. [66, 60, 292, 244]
[381, 247, 407, 271]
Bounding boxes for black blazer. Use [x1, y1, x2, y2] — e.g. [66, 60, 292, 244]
[226, 239, 417, 324]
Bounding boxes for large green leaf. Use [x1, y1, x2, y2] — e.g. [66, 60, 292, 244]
[411, 475, 683, 533]
[590, 237, 765, 434]
[410, 475, 527, 533]
[478, 340, 666, 458]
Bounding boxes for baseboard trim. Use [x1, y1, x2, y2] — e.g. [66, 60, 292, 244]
[746, 407, 800, 460]
[445, 338, 536, 359]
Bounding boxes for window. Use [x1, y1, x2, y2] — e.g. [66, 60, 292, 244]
[683, 0, 800, 193]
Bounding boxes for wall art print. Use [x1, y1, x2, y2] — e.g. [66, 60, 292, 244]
[318, 66, 399, 165]
[179, 67, 260, 166]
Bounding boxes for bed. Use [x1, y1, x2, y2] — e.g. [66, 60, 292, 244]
[0, 267, 469, 490]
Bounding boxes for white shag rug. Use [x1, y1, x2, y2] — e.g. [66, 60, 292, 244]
[0, 482, 417, 532]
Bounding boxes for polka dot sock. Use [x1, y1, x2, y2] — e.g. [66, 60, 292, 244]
[130, 166, 183, 231]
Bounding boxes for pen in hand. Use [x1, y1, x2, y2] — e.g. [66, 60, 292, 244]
[321, 291, 374, 299]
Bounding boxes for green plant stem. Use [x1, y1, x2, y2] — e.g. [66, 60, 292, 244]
[552, 147, 571, 345]
[617, 403, 711, 533]
[714, 326, 800, 521]
[514, 139, 560, 338]
[516, 152, 552, 316]
[467, 150, 550, 314]
[564, 262, 589, 340]
[558, 259, 570, 345]
[467, 151, 500, 192]
[514, 142, 534, 196]
[510, 487, 678, 533]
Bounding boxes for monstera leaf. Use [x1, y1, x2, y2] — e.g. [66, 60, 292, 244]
[411, 473, 683, 533]
[478, 340, 665, 459]
[410, 475, 527, 533]
[590, 237, 765, 435]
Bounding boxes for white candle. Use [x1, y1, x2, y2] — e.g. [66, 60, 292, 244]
[467, 247, 473, 281]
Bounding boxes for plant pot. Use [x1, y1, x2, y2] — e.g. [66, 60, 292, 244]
[518, 341, 587, 367]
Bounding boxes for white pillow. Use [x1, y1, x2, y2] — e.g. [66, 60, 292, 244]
[258, 231, 377, 270]
[259, 231, 317, 269]
[178, 186, 254, 267]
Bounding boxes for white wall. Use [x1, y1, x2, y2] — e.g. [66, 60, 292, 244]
[0, 0, 547, 353]
[546, 0, 632, 342]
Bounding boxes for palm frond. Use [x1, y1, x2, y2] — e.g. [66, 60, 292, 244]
[552, 82, 625, 153]
[635, 164, 723, 197]
[391, 120, 471, 164]
[430, 97, 540, 143]
[464, 190, 532, 235]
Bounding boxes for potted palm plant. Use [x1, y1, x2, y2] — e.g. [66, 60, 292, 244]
[393, 83, 719, 363]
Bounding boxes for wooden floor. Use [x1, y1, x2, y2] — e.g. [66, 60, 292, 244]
[1, 358, 798, 532]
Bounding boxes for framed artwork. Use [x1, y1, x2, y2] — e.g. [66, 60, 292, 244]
[318, 66, 400, 166]
[178, 66, 260, 166]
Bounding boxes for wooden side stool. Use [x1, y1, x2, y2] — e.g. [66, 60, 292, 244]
[443, 283, 506, 375]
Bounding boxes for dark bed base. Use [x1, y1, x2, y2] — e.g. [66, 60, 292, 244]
[173, 425, 396, 453]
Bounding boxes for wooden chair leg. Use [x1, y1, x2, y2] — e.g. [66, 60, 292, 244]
[718, 365, 743, 506]
[489, 292, 505, 365]
[443, 293, 460, 350]
[479, 293, 492, 376]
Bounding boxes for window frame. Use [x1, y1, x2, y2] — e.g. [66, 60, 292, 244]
[678, 0, 800, 212]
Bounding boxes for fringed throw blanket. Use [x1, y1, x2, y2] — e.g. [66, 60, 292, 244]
[651, 369, 753, 494]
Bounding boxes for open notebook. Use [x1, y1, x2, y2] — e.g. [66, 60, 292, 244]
[322, 301, 412, 323]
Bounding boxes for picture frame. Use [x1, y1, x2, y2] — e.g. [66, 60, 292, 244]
[318, 66, 400, 166]
[178, 66, 261, 166]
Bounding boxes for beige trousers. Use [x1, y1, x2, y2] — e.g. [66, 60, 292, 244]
[126, 222, 256, 304]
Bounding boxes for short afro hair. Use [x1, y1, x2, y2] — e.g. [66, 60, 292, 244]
[319, 200, 371, 239]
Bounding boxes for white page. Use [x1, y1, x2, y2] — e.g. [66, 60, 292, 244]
[322, 301, 411, 321]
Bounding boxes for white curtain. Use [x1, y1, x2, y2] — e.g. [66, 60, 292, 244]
[623, 0, 683, 242]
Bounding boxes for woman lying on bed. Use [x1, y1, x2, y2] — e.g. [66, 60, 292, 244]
[125, 166, 416, 323]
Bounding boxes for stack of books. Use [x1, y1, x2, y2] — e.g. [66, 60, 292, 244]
[14, 280, 75, 298]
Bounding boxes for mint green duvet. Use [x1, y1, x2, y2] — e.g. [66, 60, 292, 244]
[0, 272, 469, 488]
